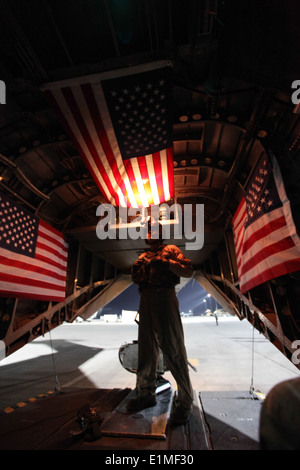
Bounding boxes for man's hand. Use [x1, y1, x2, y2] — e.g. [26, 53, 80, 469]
[150, 257, 169, 269]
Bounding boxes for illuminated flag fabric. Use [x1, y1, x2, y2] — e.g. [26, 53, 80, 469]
[42, 61, 174, 208]
[0, 192, 68, 302]
[232, 152, 300, 293]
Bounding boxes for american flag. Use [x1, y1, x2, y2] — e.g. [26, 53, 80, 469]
[42, 61, 174, 208]
[232, 152, 300, 294]
[0, 192, 68, 302]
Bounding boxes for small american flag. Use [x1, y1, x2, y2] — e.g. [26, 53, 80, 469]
[0, 192, 68, 302]
[232, 152, 300, 293]
[42, 61, 174, 208]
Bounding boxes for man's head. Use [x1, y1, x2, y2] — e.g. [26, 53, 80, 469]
[145, 222, 164, 249]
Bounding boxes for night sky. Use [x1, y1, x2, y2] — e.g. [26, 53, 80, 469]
[99, 279, 220, 317]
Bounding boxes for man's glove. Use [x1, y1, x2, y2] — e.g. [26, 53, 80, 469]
[150, 257, 169, 269]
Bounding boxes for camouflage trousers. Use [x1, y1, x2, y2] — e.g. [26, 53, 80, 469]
[136, 285, 193, 409]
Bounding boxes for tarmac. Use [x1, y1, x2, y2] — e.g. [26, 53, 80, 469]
[0, 316, 299, 451]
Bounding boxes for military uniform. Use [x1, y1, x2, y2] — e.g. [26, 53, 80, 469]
[131, 242, 194, 415]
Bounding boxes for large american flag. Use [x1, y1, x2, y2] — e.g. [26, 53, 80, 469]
[232, 152, 300, 294]
[0, 192, 68, 302]
[42, 61, 174, 208]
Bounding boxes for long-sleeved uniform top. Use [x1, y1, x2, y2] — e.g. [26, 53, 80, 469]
[131, 243, 193, 288]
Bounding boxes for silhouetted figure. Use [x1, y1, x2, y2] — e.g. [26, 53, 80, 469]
[127, 224, 194, 425]
[260, 377, 300, 449]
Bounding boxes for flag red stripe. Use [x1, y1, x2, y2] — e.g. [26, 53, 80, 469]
[0, 254, 66, 282]
[80, 83, 127, 205]
[43, 89, 109, 201]
[36, 240, 67, 263]
[241, 258, 300, 293]
[0, 272, 65, 292]
[42, 64, 175, 208]
[124, 159, 143, 207]
[239, 236, 296, 277]
[235, 221, 246, 261]
[0, 191, 68, 302]
[34, 252, 66, 272]
[152, 152, 164, 203]
[239, 215, 287, 263]
[0, 290, 65, 302]
[137, 157, 154, 206]
[233, 199, 246, 225]
[39, 219, 67, 242]
[166, 147, 174, 197]
[232, 154, 300, 293]
[234, 231, 246, 263]
[39, 221, 68, 253]
[61, 86, 119, 205]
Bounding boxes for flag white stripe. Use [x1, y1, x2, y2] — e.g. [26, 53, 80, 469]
[0, 281, 64, 298]
[35, 246, 67, 269]
[160, 149, 171, 202]
[92, 82, 137, 207]
[49, 88, 115, 205]
[240, 245, 300, 291]
[38, 234, 68, 262]
[0, 263, 66, 286]
[237, 208, 297, 266]
[145, 154, 160, 205]
[72, 84, 128, 207]
[129, 157, 149, 207]
[232, 153, 300, 293]
[42, 60, 174, 209]
[39, 223, 68, 251]
[0, 248, 67, 277]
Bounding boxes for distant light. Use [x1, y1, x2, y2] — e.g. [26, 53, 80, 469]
[257, 130, 267, 138]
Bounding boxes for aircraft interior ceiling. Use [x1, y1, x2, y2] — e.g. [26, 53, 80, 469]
[0, 0, 299, 363]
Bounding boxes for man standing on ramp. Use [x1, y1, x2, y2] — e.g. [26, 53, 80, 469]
[127, 222, 194, 426]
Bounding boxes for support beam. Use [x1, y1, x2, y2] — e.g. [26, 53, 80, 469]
[78, 274, 132, 320]
[193, 270, 239, 317]
[1, 279, 112, 359]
